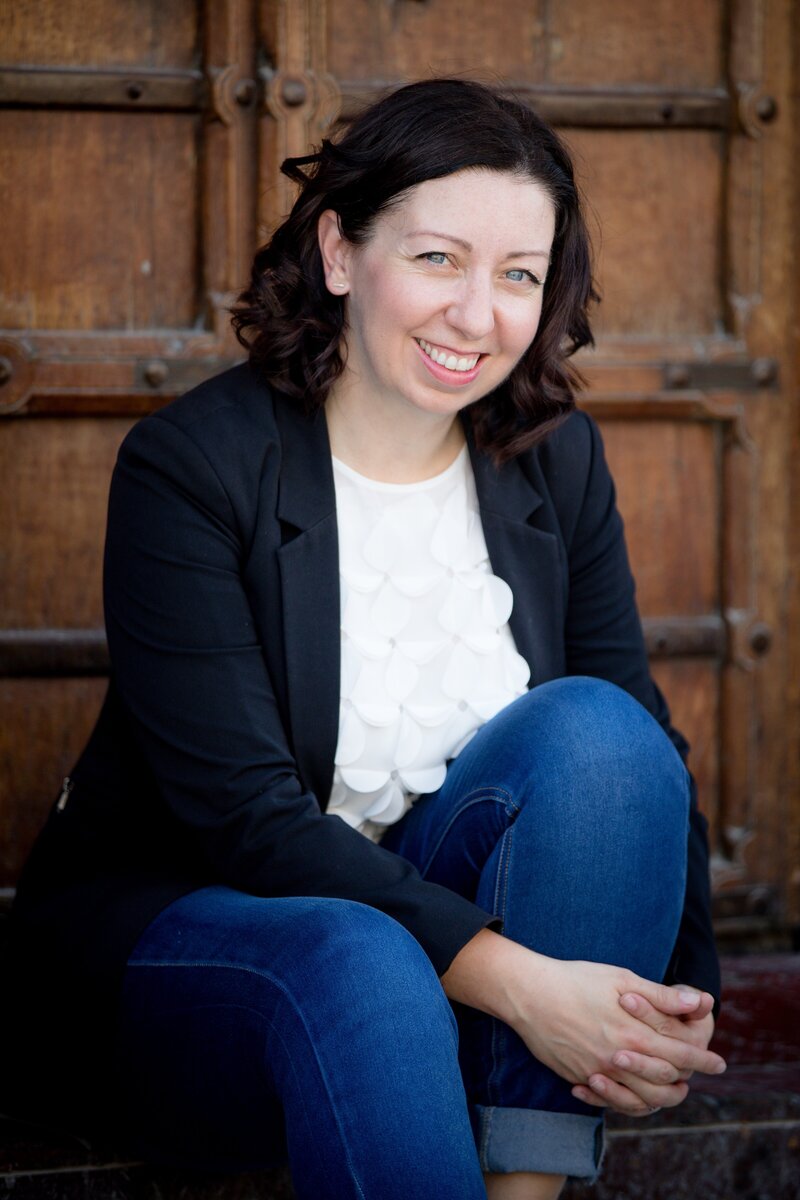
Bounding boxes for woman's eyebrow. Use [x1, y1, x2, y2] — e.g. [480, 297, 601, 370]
[406, 230, 550, 259]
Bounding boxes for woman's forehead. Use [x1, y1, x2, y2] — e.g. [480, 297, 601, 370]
[374, 169, 556, 249]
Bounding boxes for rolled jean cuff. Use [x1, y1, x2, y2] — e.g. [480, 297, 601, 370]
[474, 1105, 605, 1180]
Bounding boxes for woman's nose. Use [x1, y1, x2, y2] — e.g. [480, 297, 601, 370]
[445, 277, 495, 342]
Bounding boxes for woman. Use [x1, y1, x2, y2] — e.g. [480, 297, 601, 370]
[8, 80, 724, 1199]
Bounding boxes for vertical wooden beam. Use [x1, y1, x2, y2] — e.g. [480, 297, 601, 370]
[258, 0, 340, 232]
[202, 0, 258, 343]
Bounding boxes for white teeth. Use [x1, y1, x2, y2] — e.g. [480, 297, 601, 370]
[417, 339, 480, 372]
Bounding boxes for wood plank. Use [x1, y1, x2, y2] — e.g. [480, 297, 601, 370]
[548, 0, 722, 87]
[0, 418, 133, 628]
[0, 111, 199, 330]
[600, 419, 719, 616]
[567, 129, 723, 336]
[3, 0, 199, 68]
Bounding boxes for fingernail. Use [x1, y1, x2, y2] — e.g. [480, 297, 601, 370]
[589, 1075, 606, 1093]
[714, 1060, 727, 1074]
[621, 993, 638, 1012]
[614, 1053, 631, 1069]
[677, 989, 700, 1005]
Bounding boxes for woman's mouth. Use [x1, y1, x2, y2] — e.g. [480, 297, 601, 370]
[414, 339, 485, 385]
[416, 339, 481, 372]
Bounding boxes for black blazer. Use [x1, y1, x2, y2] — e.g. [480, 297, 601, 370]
[8, 363, 720, 1115]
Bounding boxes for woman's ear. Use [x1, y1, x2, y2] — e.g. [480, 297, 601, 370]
[317, 210, 352, 295]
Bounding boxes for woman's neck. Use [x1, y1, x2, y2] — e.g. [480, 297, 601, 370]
[324, 389, 467, 485]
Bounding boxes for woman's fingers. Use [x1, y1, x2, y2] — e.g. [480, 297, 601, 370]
[582, 1073, 689, 1117]
[571, 1085, 609, 1110]
[610, 1050, 684, 1085]
[625, 977, 713, 1019]
[670, 986, 715, 1022]
[620, 991, 698, 1038]
[627, 1028, 725, 1075]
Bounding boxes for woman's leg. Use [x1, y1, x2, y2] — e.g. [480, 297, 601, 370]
[113, 887, 488, 1200]
[381, 676, 691, 1183]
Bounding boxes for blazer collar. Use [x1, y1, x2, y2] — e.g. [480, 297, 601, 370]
[274, 396, 336, 531]
[463, 415, 544, 526]
[273, 398, 547, 530]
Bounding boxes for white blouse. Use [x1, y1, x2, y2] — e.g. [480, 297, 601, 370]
[329, 446, 531, 841]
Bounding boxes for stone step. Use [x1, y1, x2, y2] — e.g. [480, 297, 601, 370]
[2, 954, 798, 1198]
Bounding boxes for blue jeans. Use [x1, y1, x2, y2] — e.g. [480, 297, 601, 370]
[113, 677, 689, 1198]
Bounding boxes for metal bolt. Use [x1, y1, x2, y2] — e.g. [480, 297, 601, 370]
[0, 356, 12, 386]
[126, 82, 143, 101]
[749, 623, 772, 655]
[143, 360, 168, 388]
[755, 95, 777, 122]
[234, 78, 256, 106]
[281, 76, 308, 108]
[660, 103, 675, 122]
[664, 363, 691, 389]
[750, 357, 777, 386]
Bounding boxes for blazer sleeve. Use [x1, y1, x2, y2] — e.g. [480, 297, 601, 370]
[548, 411, 721, 1006]
[103, 411, 496, 976]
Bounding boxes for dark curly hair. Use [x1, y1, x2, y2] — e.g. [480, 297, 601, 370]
[232, 78, 596, 463]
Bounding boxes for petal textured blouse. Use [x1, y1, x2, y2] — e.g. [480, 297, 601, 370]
[330, 446, 531, 840]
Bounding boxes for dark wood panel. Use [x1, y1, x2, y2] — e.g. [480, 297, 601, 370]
[0, 677, 107, 886]
[600, 419, 720, 616]
[548, 0, 722, 88]
[0, 111, 199, 330]
[324, 0, 549, 81]
[3, 0, 200, 68]
[651, 658, 720, 841]
[0, 418, 133, 628]
[568, 130, 723, 336]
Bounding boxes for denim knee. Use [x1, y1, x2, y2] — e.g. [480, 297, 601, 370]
[518, 676, 690, 826]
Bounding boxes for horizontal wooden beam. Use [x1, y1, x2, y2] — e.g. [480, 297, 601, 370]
[337, 82, 733, 130]
[0, 630, 109, 677]
[0, 617, 726, 678]
[642, 615, 726, 658]
[0, 66, 204, 110]
[1, 68, 733, 131]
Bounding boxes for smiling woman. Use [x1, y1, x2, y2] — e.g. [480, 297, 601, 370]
[8, 79, 722, 1200]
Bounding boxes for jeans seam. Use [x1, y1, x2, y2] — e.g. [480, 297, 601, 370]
[418, 786, 520, 878]
[488, 825, 515, 1106]
[125, 959, 368, 1200]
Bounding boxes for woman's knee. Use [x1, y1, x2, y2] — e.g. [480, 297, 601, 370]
[304, 900, 454, 1021]
[512, 677, 689, 819]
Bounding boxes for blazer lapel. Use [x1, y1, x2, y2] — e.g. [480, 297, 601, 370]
[467, 430, 566, 684]
[274, 399, 340, 807]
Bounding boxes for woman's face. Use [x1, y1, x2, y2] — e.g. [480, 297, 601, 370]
[319, 168, 556, 424]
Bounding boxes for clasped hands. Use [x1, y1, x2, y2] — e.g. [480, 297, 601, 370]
[570, 982, 720, 1117]
[513, 958, 724, 1120]
[441, 930, 725, 1121]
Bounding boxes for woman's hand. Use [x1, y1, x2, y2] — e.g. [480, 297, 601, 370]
[571, 983, 718, 1117]
[441, 931, 725, 1120]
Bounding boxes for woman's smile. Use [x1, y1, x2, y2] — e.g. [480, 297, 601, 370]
[415, 338, 484, 384]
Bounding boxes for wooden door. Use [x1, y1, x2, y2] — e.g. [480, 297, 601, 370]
[2, 0, 798, 944]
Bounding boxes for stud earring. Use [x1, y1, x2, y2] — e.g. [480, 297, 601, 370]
[333, 282, 347, 290]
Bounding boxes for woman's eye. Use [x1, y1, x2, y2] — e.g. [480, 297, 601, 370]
[506, 268, 541, 286]
[421, 252, 449, 265]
